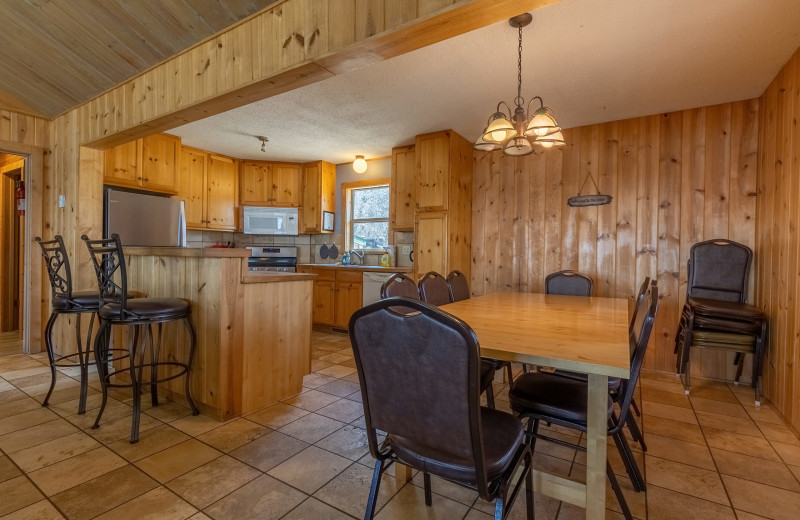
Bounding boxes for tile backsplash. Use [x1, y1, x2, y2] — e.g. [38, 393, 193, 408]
[186, 230, 413, 267]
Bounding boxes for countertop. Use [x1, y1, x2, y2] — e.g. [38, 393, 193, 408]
[125, 247, 250, 258]
[297, 263, 412, 273]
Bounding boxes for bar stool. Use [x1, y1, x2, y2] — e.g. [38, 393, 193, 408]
[82, 233, 199, 443]
[35, 235, 100, 414]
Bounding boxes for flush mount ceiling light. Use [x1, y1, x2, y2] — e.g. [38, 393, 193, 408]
[474, 13, 565, 155]
[257, 135, 269, 152]
[353, 155, 368, 174]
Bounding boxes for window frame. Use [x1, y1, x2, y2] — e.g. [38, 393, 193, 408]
[341, 177, 391, 253]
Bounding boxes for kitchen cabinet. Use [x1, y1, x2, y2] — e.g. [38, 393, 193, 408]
[178, 146, 207, 229]
[390, 145, 415, 231]
[302, 160, 336, 233]
[334, 270, 363, 329]
[178, 147, 238, 231]
[303, 268, 363, 329]
[413, 130, 472, 281]
[103, 133, 180, 194]
[310, 269, 336, 325]
[240, 161, 301, 207]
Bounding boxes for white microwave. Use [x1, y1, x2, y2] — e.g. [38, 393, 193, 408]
[242, 206, 299, 235]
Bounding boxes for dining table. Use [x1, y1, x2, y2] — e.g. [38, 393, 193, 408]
[395, 291, 632, 520]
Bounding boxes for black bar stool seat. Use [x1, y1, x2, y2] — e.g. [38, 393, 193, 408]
[51, 291, 102, 311]
[98, 298, 190, 321]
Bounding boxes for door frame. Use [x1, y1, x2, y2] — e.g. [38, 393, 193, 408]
[0, 139, 44, 354]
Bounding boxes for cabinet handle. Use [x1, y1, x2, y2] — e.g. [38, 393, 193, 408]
[415, 202, 420, 207]
[144, 178, 150, 182]
[137, 177, 142, 180]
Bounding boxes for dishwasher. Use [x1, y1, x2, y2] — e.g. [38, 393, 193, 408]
[362, 272, 399, 306]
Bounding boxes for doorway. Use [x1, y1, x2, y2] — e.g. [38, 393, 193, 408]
[0, 152, 24, 338]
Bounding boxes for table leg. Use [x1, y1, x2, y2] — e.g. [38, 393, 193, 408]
[585, 373, 608, 520]
[395, 463, 412, 485]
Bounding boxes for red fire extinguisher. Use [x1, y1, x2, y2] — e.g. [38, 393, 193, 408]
[15, 180, 25, 216]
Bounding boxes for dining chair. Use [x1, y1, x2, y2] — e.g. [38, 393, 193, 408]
[380, 273, 420, 299]
[545, 270, 594, 296]
[82, 233, 199, 443]
[508, 282, 658, 520]
[349, 297, 533, 520]
[674, 239, 767, 404]
[418, 271, 452, 306]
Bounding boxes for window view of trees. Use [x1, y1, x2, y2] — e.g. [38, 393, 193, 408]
[350, 186, 389, 249]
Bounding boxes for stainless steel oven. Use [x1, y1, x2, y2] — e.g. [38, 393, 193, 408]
[247, 246, 297, 272]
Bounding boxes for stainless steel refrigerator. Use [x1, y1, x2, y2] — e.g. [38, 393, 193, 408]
[104, 188, 186, 246]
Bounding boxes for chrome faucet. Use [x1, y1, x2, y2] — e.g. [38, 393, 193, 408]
[349, 250, 365, 265]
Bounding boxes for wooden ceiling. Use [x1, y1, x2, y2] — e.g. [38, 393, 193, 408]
[0, 0, 279, 119]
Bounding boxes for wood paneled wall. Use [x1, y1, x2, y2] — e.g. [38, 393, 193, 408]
[472, 99, 760, 376]
[756, 46, 800, 431]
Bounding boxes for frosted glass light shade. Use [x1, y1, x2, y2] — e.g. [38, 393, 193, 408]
[504, 136, 534, 156]
[353, 155, 368, 174]
[474, 132, 503, 152]
[483, 115, 516, 142]
[535, 130, 566, 148]
[525, 111, 560, 137]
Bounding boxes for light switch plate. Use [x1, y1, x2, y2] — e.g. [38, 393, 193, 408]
[401, 245, 411, 254]
[58, 195, 65, 208]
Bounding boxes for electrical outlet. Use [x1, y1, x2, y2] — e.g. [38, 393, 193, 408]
[401, 245, 411, 255]
[58, 195, 65, 208]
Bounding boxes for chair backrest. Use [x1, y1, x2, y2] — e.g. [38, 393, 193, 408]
[687, 239, 752, 303]
[629, 276, 651, 332]
[35, 235, 73, 300]
[349, 298, 491, 497]
[614, 281, 658, 432]
[545, 270, 593, 297]
[380, 273, 420, 299]
[447, 270, 470, 302]
[81, 234, 129, 316]
[419, 271, 452, 306]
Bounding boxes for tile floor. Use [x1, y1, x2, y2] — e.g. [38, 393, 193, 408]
[1, 330, 799, 519]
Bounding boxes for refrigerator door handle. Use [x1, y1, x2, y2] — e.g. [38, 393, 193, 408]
[178, 200, 187, 247]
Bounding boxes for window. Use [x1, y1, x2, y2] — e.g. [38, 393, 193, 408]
[343, 179, 390, 251]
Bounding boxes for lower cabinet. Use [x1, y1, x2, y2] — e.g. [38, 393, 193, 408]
[334, 271, 363, 329]
[310, 270, 336, 325]
[300, 268, 363, 329]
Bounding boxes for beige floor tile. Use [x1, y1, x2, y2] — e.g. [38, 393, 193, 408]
[463, 508, 492, 519]
[0, 419, 78, 454]
[9, 431, 101, 472]
[88, 412, 163, 444]
[0, 365, 51, 381]
[282, 497, 354, 520]
[269, 445, 353, 494]
[279, 413, 346, 444]
[722, 474, 800, 520]
[734, 512, 771, 520]
[642, 400, 698, 424]
[108, 424, 191, 462]
[316, 379, 362, 398]
[640, 377, 686, 395]
[167, 413, 222, 437]
[317, 353, 353, 364]
[316, 365, 358, 379]
[0, 499, 65, 520]
[167, 455, 261, 509]
[195, 418, 270, 453]
[771, 440, 800, 466]
[246, 402, 310, 429]
[302, 373, 338, 389]
[0, 455, 22, 484]
[410, 472, 478, 506]
[314, 463, 402, 519]
[645, 455, 730, 505]
[711, 447, 800, 492]
[283, 389, 341, 412]
[316, 399, 364, 423]
[685, 385, 739, 404]
[49, 465, 158, 520]
[758, 421, 800, 446]
[640, 387, 692, 408]
[645, 484, 735, 520]
[376, 483, 470, 520]
[789, 464, 800, 481]
[703, 427, 781, 461]
[690, 397, 750, 419]
[0, 408, 59, 436]
[187, 514, 213, 520]
[27, 446, 127, 496]
[0, 476, 44, 517]
[92, 487, 197, 520]
[0, 389, 28, 405]
[641, 433, 716, 470]
[643, 415, 706, 445]
[695, 410, 762, 437]
[62, 400, 132, 430]
[48, 393, 105, 417]
[315, 424, 371, 461]
[311, 360, 334, 373]
[135, 439, 222, 483]
[204, 474, 306, 520]
[229, 430, 309, 471]
[141, 401, 194, 422]
[746, 404, 786, 425]
[0, 397, 41, 419]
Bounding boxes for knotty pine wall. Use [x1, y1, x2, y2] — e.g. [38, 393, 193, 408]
[756, 47, 800, 432]
[472, 99, 760, 377]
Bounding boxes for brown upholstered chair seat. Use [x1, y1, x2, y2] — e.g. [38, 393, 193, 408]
[52, 291, 101, 311]
[692, 330, 756, 350]
[509, 372, 614, 425]
[390, 407, 524, 482]
[551, 369, 622, 392]
[687, 298, 764, 321]
[99, 298, 189, 320]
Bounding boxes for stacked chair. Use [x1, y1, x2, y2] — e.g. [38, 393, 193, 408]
[675, 239, 768, 405]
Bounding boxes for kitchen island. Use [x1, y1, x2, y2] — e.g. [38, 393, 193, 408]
[121, 247, 314, 421]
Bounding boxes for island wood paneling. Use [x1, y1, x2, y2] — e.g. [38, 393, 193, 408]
[755, 46, 800, 432]
[472, 99, 759, 377]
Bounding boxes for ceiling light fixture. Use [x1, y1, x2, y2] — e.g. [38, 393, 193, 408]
[257, 135, 269, 152]
[474, 13, 565, 155]
[353, 155, 367, 174]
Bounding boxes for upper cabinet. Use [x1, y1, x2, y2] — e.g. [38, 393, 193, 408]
[178, 147, 207, 229]
[177, 147, 238, 231]
[415, 132, 451, 211]
[104, 133, 180, 194]
[390, 145, 415, 231]
[240, 161, 301, 207]
[302, 160, 336, 233]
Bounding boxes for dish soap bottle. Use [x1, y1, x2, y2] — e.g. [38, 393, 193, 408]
[380, 250, 391, 267]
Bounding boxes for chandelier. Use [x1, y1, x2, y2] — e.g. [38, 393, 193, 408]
[474, 14, 565, 156]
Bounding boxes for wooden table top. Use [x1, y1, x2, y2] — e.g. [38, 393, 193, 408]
[441, 292, 631, 379]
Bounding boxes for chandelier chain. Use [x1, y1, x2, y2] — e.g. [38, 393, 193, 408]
[516, 25, 523, 107]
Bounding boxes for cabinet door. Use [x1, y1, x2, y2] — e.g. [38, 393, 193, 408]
[335, 280, 363, 329]
[271, 163, 301, 206]
[141, 134, 180, 193]
[302, 162, 321, 232]
[104, 140, 141, 189]
[178, 147, 207, 229]
[414, 211, 448, 279]
[391, 145, 415, 230]
[415, 132, 449, 211]
[313, 281, 335, 325]
[207, 154, 238, 230]
[240, 161, 272, 204]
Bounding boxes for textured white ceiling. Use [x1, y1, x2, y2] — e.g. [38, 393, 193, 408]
[168, 0, 800, 164]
